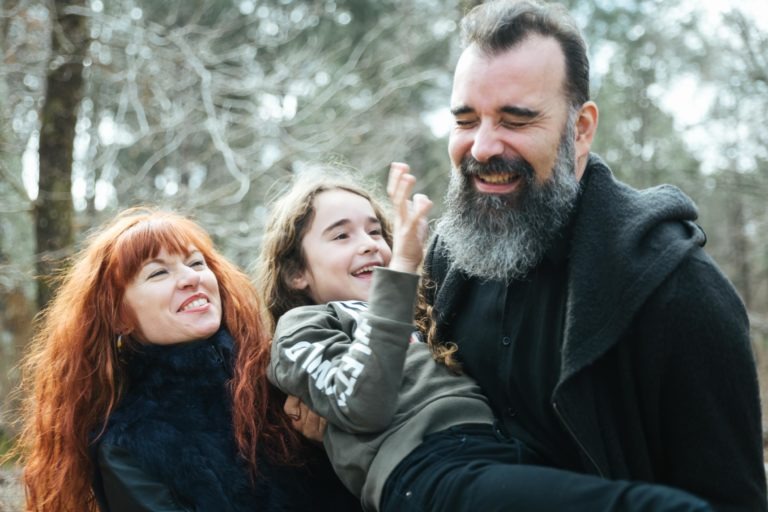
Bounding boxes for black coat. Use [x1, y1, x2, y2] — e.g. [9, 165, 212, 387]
[91, 329, 361, 512]
[424, 155, 767, 512]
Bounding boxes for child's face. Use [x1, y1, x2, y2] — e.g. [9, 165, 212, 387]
[292, 189, 392, 304]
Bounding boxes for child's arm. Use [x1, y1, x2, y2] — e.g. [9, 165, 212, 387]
[268, 291, 415, 434]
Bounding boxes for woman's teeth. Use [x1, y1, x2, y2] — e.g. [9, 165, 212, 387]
[180, 298, 207, 311]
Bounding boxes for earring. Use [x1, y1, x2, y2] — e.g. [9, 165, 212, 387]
[116, 334, 124, 351]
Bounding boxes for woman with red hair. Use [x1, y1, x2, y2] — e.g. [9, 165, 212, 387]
[12, 207, 359, 511]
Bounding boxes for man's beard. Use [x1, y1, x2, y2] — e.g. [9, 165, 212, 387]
[437, 121, 580, 282]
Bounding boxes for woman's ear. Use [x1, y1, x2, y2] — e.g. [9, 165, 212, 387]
[115, 304, 136, 337]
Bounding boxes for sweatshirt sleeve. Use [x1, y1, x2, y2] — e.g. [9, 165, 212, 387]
[267, 268, 419, 433]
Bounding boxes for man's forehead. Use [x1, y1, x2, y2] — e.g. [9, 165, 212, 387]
[456, 36, 565, 72]
[451, 37, 567, 104]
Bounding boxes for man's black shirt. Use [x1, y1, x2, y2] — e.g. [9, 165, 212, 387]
[449, 232, 582, 470]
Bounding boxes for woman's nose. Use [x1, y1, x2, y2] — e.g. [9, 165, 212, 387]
[177, 266, 201, 288]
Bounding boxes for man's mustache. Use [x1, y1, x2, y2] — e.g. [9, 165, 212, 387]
[460, 156, 536, 181]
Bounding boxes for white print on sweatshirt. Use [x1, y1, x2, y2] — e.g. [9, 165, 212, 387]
[283, 301, 370, 408]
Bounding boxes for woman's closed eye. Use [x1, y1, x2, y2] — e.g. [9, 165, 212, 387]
[147, 268, 167, 279]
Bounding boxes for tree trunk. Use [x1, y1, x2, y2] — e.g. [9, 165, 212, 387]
[728, 174, 751, 309]
[34, 0, 88, 309]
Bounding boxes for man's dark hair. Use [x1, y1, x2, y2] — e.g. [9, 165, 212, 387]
[460, 0, 590, 108]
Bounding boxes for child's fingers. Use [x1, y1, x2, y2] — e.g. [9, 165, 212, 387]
[411, 194, 433, 243]
[412, 193, 433, 217]
[393, 174, 416, 221]
[387, 162, 410, 198]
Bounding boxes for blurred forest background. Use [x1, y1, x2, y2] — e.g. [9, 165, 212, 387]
[1, 0, 767, 484]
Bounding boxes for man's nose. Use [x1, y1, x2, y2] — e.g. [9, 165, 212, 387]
[471, 121, 504, 163]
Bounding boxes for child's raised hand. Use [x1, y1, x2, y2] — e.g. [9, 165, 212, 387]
[387, 162, 433, 274]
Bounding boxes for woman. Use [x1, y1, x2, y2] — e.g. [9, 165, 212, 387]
[13, 207, 359, 511]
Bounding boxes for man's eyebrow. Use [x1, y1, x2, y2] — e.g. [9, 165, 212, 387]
[450, 105, 474, 116]
[450, 105, 541, 118]
[500, 105, 540, 118]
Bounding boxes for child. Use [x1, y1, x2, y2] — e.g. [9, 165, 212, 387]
[258, 166, 713, 512]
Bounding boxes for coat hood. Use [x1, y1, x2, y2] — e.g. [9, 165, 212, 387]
[560, 155, 705, 381]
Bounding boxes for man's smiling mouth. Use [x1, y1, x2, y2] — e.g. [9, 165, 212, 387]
[478, 172, 520, 184]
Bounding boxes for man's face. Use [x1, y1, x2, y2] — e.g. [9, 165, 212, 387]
[438, 35, 584, 281]
[448, 35, 573, 193]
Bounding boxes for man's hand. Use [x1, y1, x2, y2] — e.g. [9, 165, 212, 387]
[284, 395, 327, 443]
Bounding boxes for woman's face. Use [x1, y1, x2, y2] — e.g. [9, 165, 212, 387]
[123, 246, 222, 345]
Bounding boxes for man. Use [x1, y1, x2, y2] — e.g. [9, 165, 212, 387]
[424, 1, 766, 511]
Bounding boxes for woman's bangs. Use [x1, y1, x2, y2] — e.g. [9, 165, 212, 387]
[112, 217, 207, 283]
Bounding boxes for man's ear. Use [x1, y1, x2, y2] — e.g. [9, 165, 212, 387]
[574, 101, 598, 180]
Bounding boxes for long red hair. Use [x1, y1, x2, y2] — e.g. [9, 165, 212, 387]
[13, 207, 300, 511]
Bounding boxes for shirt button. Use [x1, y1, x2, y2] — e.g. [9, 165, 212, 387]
[501, 336, 511, 346]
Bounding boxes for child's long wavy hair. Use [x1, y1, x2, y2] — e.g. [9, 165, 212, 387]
[12, 207, 301, 511]
[254, 171, 462, 372]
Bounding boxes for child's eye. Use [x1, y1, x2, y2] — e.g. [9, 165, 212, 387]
[332, 233, 349, 241]
[369, 229, 382, 236]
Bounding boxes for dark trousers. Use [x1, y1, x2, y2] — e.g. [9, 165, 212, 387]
[379, 423, 712, 512]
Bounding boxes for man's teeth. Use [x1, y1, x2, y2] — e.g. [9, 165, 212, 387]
[479, 173, 516, 184]
[353, 266, 376, 276]
[181, 298, 207, 311]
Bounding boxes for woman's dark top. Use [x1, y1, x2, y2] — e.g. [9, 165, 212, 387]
[91, 329, 361, 511]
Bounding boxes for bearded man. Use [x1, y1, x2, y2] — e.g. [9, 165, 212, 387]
[424, 1, 767, 511]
